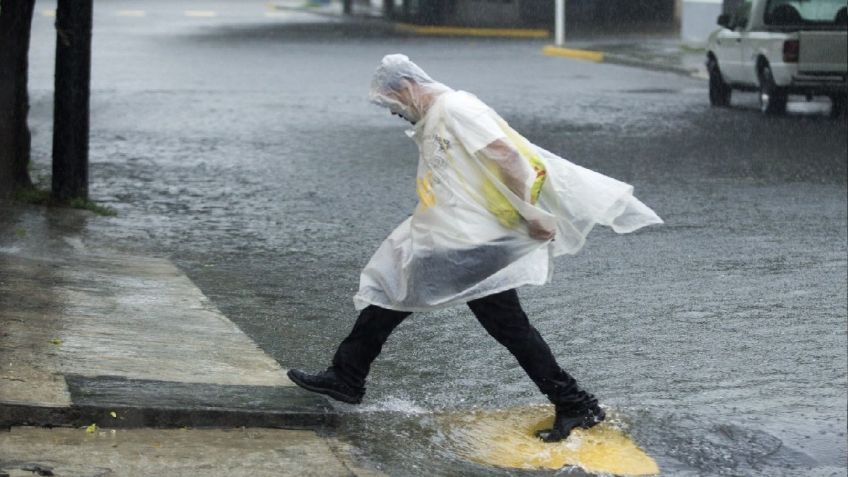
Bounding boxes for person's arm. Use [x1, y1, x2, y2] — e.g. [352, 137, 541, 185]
[479, 139, 556, 241]
[480, 139, 531, 200]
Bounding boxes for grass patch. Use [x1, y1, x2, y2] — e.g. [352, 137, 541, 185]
[680, 44, 706, 53]
[14, 187, 117, 217]
[69, 197, 117, 216]
[14, 187, 51, 205]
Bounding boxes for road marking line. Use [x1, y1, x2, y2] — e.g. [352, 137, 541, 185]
[116, 10, 147, 17]
[542, 45, 604, 63]
[42, 9, 56, 17]
[264, 11, 289, 18]
[185, 10, 218, 18]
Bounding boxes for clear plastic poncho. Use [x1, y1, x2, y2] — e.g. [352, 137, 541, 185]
[354, 54, 663, 312]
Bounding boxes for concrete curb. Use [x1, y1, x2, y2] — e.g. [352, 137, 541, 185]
[542, 44, 705, 79]
[0, 372, 337, 432]
[602, 52, 703, 78]
[542, 45, 604, 62]
[1, 374, 336, 430]
[266, 3, 550, 39]
[0, 402, 336, 431]
[396, 23, 549, 39]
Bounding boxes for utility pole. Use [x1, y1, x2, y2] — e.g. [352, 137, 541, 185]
[555, 0, 566, 46]
[52, 0, 92, 201]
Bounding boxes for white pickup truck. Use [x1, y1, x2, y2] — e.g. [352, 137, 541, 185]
[706, 0, 847, 116]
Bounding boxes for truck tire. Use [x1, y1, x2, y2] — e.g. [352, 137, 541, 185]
[829, 95, 846, 118]
[758, 63, 787, 115]
[707, 56, 732, 107]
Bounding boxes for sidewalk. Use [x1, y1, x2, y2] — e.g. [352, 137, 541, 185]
[1, 427, 380, 477]
[546, 37, 708, 79]
[0, 202, 377, 476]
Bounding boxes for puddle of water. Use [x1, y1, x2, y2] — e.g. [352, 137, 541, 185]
[437, 405, 659, 476]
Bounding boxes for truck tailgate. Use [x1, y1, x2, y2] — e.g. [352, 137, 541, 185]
[799, 31, 848, 73]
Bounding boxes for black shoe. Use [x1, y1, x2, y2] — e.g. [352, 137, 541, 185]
[536, 404, 606, 443]
[287, 368, 364, 404]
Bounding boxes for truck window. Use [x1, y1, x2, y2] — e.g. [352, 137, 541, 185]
[765, 0, 848, 27]
[733, 1, 753, 28]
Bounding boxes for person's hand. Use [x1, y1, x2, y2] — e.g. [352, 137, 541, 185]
[527, 219, 556, 241]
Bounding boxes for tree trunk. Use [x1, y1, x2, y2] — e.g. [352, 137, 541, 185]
[342, 0, 353, 15]
[0, 0, 36, 198]
[52, 0, 92, 201]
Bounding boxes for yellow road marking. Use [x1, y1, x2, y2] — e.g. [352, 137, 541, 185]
[441, 406, 659, 475]
[396, 23, 548, 39]
[116, 10, 146, 17]
[542, 45, 604, 63]
[184, 10, 218, 18]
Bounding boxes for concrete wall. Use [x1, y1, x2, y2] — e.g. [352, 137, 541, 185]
[399, 0, 678, 32]
[453, 0, 522, 28]
[681, 0, 722, 45]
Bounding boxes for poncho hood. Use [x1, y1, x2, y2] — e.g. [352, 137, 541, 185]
[369, 54, 452, 124]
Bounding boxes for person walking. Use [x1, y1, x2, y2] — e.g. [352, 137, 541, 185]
[288, 54, 662, 442]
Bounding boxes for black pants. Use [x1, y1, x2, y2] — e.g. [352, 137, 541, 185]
[330, 289, 597, 410]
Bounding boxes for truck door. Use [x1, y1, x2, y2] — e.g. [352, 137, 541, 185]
[736, 1, 760, 85]
[715, 1, 752, 82]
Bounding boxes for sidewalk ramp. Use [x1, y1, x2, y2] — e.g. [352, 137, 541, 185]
[0, 251, 333, 429]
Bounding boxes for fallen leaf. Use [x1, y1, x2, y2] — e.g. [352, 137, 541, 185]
[110, 411, 117, 418]
[49, 339, 62, 345]
[85, 423, 97, 434]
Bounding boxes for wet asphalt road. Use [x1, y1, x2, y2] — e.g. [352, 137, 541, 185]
[22, 1, 848, 475]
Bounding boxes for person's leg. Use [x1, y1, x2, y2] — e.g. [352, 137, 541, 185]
[330, 305, 412, 391]
[467, 289, 603, 440]
[289, 305, 411, 404]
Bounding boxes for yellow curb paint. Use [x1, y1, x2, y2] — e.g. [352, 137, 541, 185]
[396, 23, 548, 39]
[42, 9, 56, 17]
[542, 45, 604, 63]
[116, 10, 146, 17]
[185, 10, 218, 18]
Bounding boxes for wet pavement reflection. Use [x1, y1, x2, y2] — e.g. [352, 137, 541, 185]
[20, 1, 848, 475]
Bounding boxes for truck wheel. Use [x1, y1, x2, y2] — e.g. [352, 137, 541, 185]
[758, 64, 787, 115]
[707, 57, 732, 107]
[829, 95, 846, 118]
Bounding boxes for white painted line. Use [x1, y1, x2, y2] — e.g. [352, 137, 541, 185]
[264, 11, 289, 18]
[116, 10, 147, 17]
[42, 9, 56, 17]
[185, 10, 218, 18]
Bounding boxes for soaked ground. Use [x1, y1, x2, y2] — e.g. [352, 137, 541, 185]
[20, 1, 848, 475]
